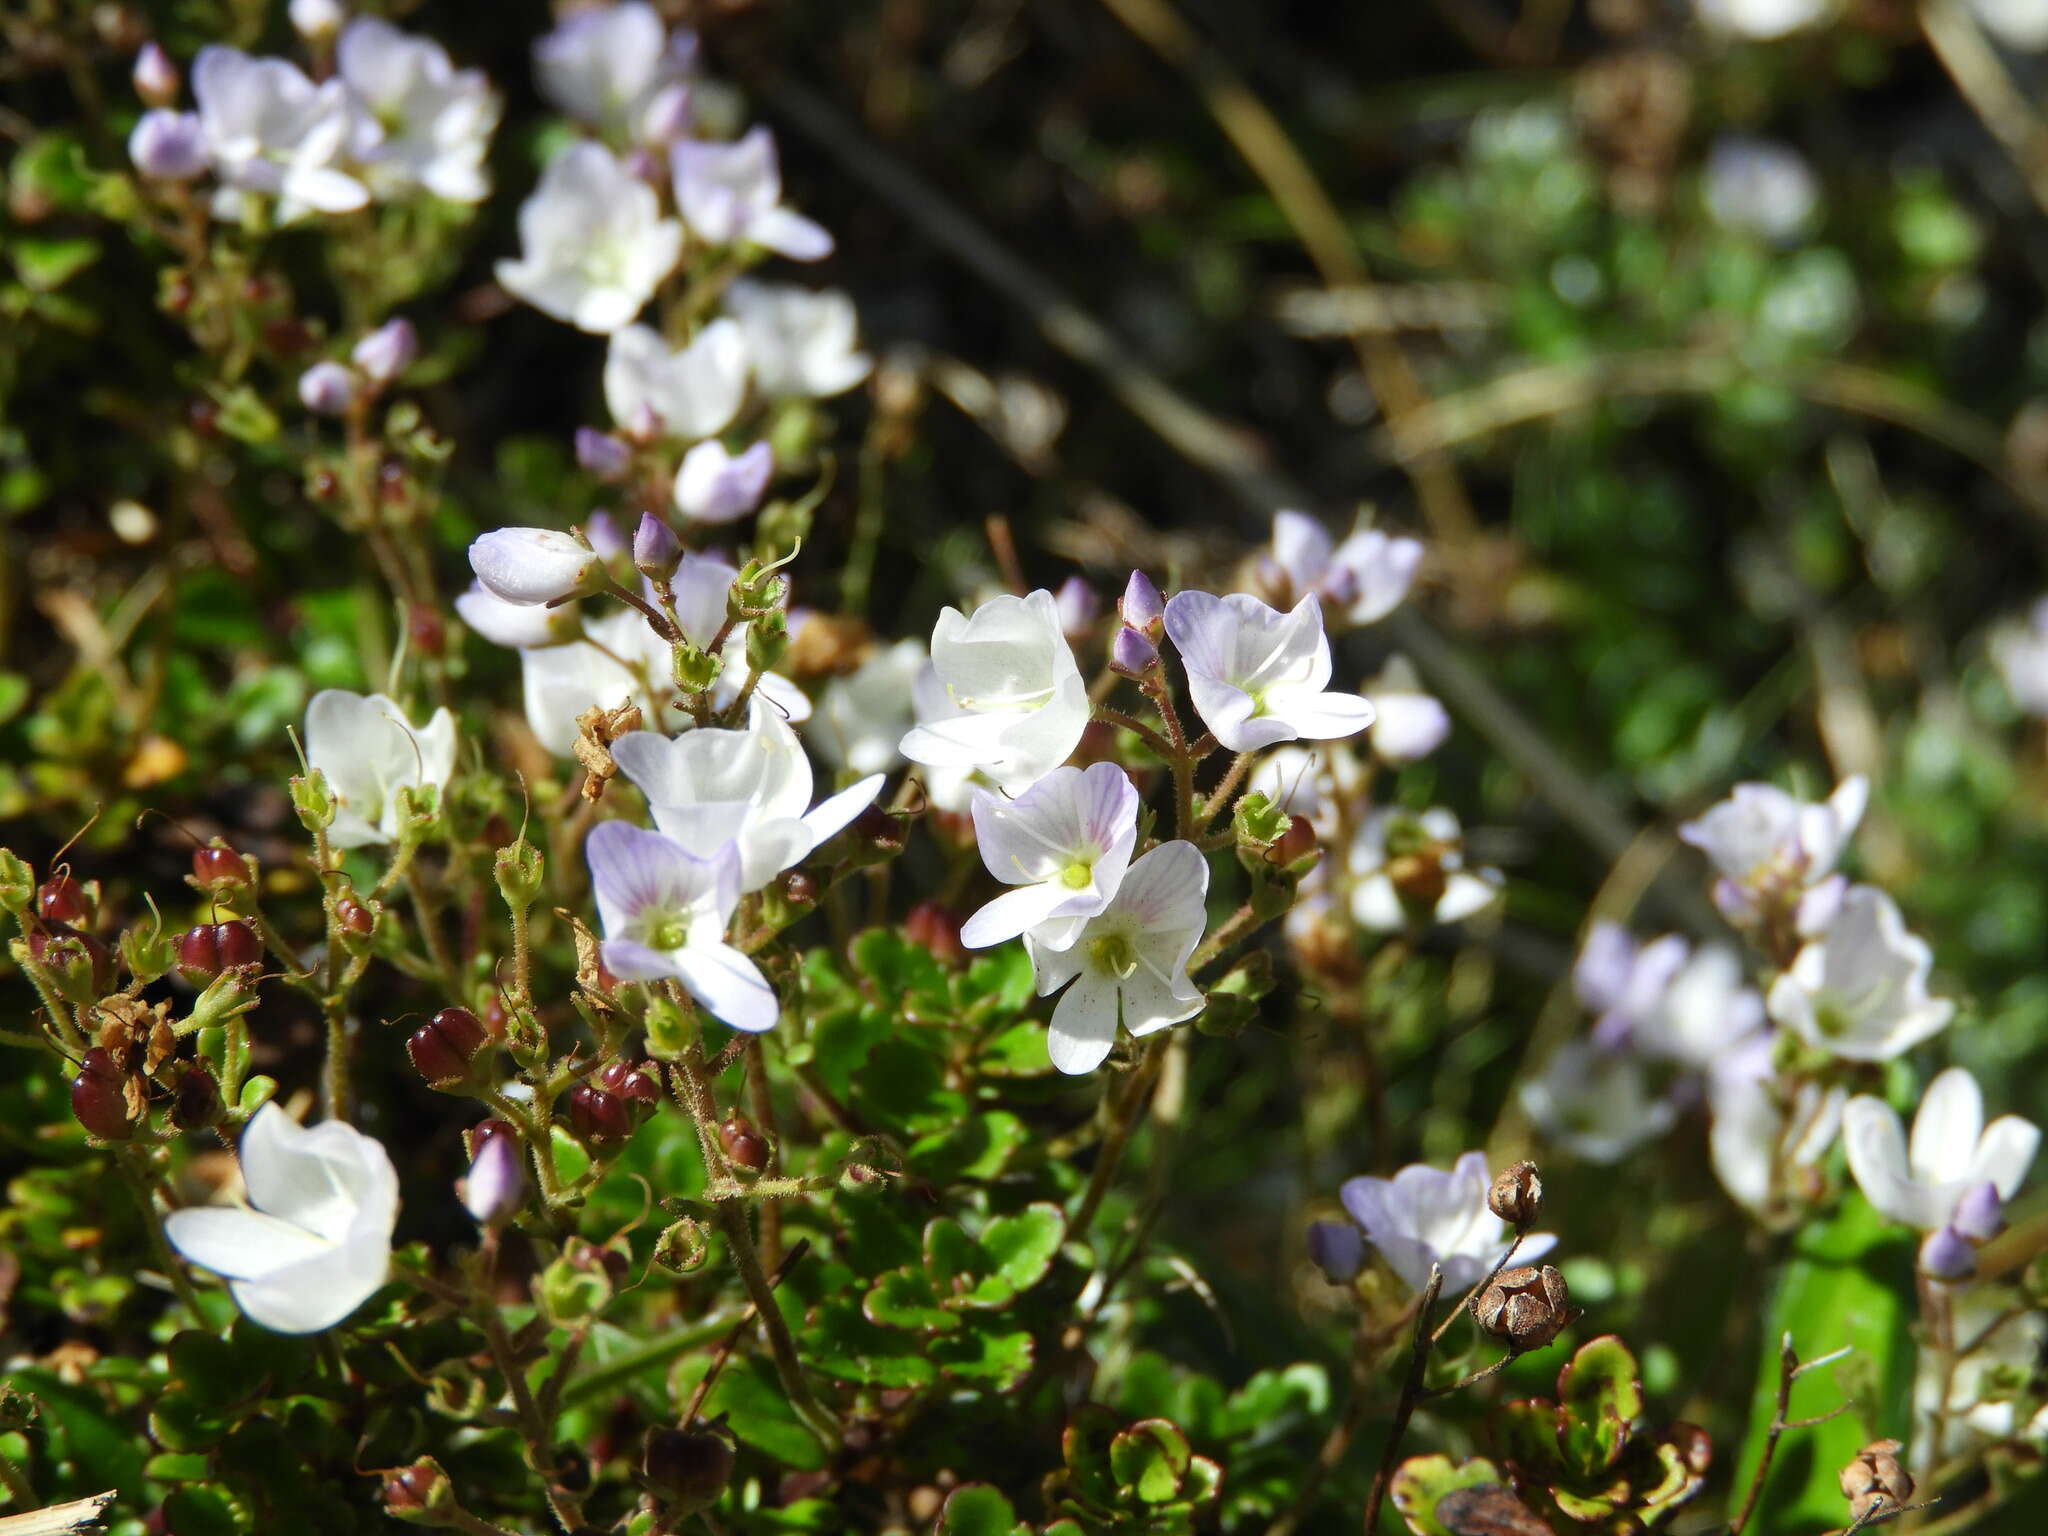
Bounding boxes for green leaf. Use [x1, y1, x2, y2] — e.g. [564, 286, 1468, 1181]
[964, 947, 1036, 1015]
[1555, 1334, 1642, 1480]
[907, 1110, 1027, 1183]
[804, 1296, 937, 1389]
[1387, 1454, 1511, 1536]
[143, 1452, 213, 1482]
[8, 1370, 149, 1504]
[12, 236, 99, 292]
[978, 1203, 1065, 1296]
[680, 1354, 826, 1470]
[935, 1484, 1024, 1536]
[1217, 1364, 1328, 1442]
[922, 1217, 979, 1289]
[162, 1484, 243, 1536]
[864, 1266, 958, 1332]
[975, 1020, 1052, 1076]
[1109, 1419, 1191, 1505]
[932, 1328, 1034, 1388]
[167, 1331, 250, 1417]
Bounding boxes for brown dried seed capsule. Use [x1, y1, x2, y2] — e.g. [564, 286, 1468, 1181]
[1840, 1439, 1913, 1523]
[720, 1112, 770, 1172]
[1488, 1161, 1544, 1229]
[1471, 1264, 1578, 1353]
[642, 1426, 735, 1512]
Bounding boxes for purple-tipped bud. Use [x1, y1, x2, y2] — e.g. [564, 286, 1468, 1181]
[639, 82, 695, 148]
[1951, 1181, 2005, 1243]
[1055, 575, 1100, 638]
[297, 360, 358, 417]
[461, 1124, 526, 1226]
[633, 512, 682, 579]
[575, 428, 632, 482]
[582, 509, 628, 561]
[1110, 625, 1160, 680]
[351, 317, 418, 383]
[1120, 569, 1165, 636]
[1919, 1225, 1976, 1282]
[128, 109, 208, 182]
[1306, 1220, 1366, 1284]
[133, 43, 180, 107]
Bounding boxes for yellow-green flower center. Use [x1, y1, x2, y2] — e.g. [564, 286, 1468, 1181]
[1060, 859, 1094, 891]
[1090, 932, 1138, 979]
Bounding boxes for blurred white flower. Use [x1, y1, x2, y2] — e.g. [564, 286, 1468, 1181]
[519, 607, 668, 755]
[1695, 0, 1835, 40]
[1990, 597, 2048, 718]
[533, 1, 697, 143]
[337, 19, 498, 203]
[1678, 775, 1865, 928]
[1636, 943, 1766, 1068]
[1365, 655, 1449, 765]
[351, 317, 419, 383]
[304, 689, 456, 848]
[1338, 1151, 1555, 1293]
[1346, 806, 1502, 931]
[900, 589, 1090, 794]
[1706, 1037, 1845, 1213]
[1768, 885, 1953, 1060]
[1844, 1067, 2039, 1231]
[726, 279, 871, 398]
[604, 321, 748, 442]
[1260, 512, 1423, 626]
[1972, 0, 2048, 51]
[814, 640, 925, 776]
[495, 142, 682, 334]
[1520, 1041, 1678, 1164]
[961, 762, 1139, 951]
[192, 47, 367, 219]
[165, 1105, 397, 1333]
[1914, 1286, 2048, 1467]
[288, 0, 347, 44]
[1164, 591, 1374, 753]
[454, 581, 580, 649]
[673, 127, 832, 259]
[1704, 135, 1817, 243]
[1573, 922, 1690, 1048]
[675, 439, 774, 524]
[1027, 839, 1208, 1074]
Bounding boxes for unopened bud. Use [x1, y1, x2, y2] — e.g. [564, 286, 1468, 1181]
[461, 1124, 526, 1226]
[288, 0, 346, 44]
[642, 1427, 734, 1514]
[1919, 1225, 1976, 1282]
[351, 317, 418, 383]
[1306, 1220, 1365, 1284]
[904, 900, 965, 966]
[128, 109, 208, 181]
[575, 427, 632, 481]
[638, 80, 695, 147]
[71, 1048, 135, 1141]
[633, 511, 682, 580]
[1120, 570, 1165, 636]
[469, 527, 599, 607]
[1109, 625, 1159, 680]
[133, 43, 180, 106]
[1054, 575, 1099, 639]
[1951, 1181, 2004, 1243]
[719, 1112, 770, 1172]
[1840, 1440, 1913, 1525]
[674, 439, 772, 524]
[297, 361, 358, 417]
[1488, 1161, 1543, 1229]
[1471, 1264, 1578, 1353]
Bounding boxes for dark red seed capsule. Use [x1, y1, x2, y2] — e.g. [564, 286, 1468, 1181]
[174, 925, 222, 984]
[407, 1021, 469, 1087]
[71, 1048, 134, 1141]
[213, 920, 262, 970]
[171, 1060, 222, 1130]
[430, 1006, 487, 1058]
[466, 1117, 516, 1160]
[335, 896, 374, 937]
[191, 845, 249, 889]
[720, 1113, 769, 1172]
[566, 1084, 628, 1149]
[596, 1060, 658, 1116]
[38, 875, 87, 925]
[642, 1427, 734, 1511]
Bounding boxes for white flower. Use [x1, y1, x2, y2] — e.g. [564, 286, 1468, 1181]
[192, 47, 367, 219]
[1636, 943, 1766, 1069]
[900, 590, 1090, 795]
[1261, 512, 1423, 626]
[604, 321, 748, 442]
[455, 582, 580, 649]
[1704, 136, 1817, 243]
[609, 698, 883, 893]
[164, 1105, 397, 1333]
[585, 823, 777, 1032]
[533, 1, 695, 143]
[1573, 922, 1690, 1046]
[1247, 743, 1365, 841]
[495, 142, 682, 334]
[1990, 597, 2048, 718]
[675, 439, 774, 524]
[1520, 1041, 1678, 1164]
[1346, 806, 1502, 931]
[1338, 1151, 1556, 1294]
[336, 19, 499, 204]
[1843, 1068, 2039, 1231]
[1972, 0, 2048, 51]
[673, 127, 832, 260]
[1026, 839, 1208, 1074]
[304, 689, 456, 848]
[1767, 885, 1954, 1060]
[725, 279, 871, 398]
[1707, 1038, 1846, 1214]
[1695, 0, 1835, 40]
[1679, 775, 1866, 927]
[961, 762, 1139, 951]
[814, 640, 925, 775]
[518, 607, 670, 756]
[1163, 591, 1374, 753]
[1364, 655, 1449, 765]
[468, 527, 599, 606]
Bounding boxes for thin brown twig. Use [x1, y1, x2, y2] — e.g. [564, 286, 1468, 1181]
[1363, 1265, 1445, 1536]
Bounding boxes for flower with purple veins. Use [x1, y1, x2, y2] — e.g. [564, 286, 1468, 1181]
[1163, 590, 1373, 753]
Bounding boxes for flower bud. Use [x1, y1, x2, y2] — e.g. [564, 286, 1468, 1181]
[351, 317, 418, 383]
[34, 930, 113, 1002]
[1919, 1225, 1976, 1282]
[289, 0, 346, 43]
[675, 439, 773, 524]
[1306, 1220, 1365, 1284]
[191, 843, 250, 893]
[1950, 1181, 2004, 1243]
[643, 1427, 734, 1514]
[575, 427, 632, 481]
[1488, 1161, 1544, 1230]
[133, 43, 180, 106]
[719, 1112, 770, 1173]
[171, 1059, 223, 1131]
[567, 1083, 630, 1149]
[1109, 625, 1160, 680]
[494, 837, 546, 912]
[1120, 570, 1165, 636]
[1054, 575, 1100, 639]
[298, 360, 358, 417]
[38, 874, 89, 925]
[462, 1123, 526, 1226]
[71, 1048, 135, 1141]
[1840, 1440, 1913, 1524]
[633, 512, 682, 580]
[468, 527, 599, 607]
[128, 109, 208, 181]
[1471, 1264, 1578, 1353]
[904, 901, 965, 967]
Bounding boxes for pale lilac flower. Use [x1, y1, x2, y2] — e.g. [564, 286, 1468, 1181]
[461, 1132, 526, 1227]
[192, 47, 366, 218]
[585, 823, 777, 1032]
[298, 361, 357, 416]
[468, 527, 599, 606]
[1164, 591, 1373, 753]
[1364, 655, 1449, 764]
[1338, 1151, 1556, 1294]
[604, 321, 747, 442]
[900, 590, 1090, 795]
[1695, 0, 1835, 39]
[1704, 136, 1817, 243]
[129, 110, 209, 181]
[1573, 922, 1691, 1050]
[576, 427, 632, 480]
[165, 1105, 397, 1333]
[1634, 943, 1766, 1068]
[1679, 776, 1866, 928]
[1025, 839, 1207, 1073]
[725, 279, 871, 398]
[133, 42, 180, 107]
[962, 762, 1140, 951]
[672, 127, 832, 260]
[304, 689, 456, 848]
[1706, 1037, 1846, 1214]
[454, 581, 579, 649]
[1307, 1220, 1366, 1284]
[1990, 597, 2048, 718]
[533, 1, 697, 143]
[675, 440, 773, 523]
[337, 19, 499, 203]
[610, 699, 883, 893]
[289, 0, 346, 44]
[814, 640, 925, 776]
[1346, 806, 1501, 931]
[351, 317, 418, 382]
[1520, 1042, 1678, 1164]
[1844, 1068, 2039, 1231]
[1262, 511, 1423, 626]
[1768, 885, 1953, 1060]
[495, 142, 682, 334]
